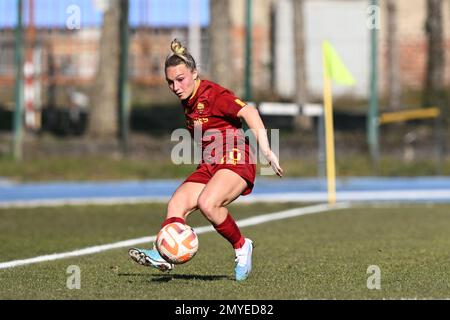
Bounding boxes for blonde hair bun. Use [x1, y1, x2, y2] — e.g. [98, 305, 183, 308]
[171, 39, 186, 56]
[165, 38, 197, 71]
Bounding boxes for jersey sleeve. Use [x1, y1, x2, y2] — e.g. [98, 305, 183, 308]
[214, 92, 247, 119]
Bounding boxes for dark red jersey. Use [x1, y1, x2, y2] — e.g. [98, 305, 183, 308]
[182, 79, 254, 166]
[181, 79, 256, 195]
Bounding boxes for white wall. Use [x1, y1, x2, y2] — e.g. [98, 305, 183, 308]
[274, 0, 370, 99]
[274, 0, 295, 98]
[305, 0, 369, 97]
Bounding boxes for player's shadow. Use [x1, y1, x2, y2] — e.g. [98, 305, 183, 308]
[117, 273, 230, 282]
[150, 274, 230, 282]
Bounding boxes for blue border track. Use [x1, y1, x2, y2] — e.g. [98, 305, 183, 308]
[2, 177, 450, 207]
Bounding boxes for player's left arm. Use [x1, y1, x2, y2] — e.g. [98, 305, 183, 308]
[237, 105, 283, 177]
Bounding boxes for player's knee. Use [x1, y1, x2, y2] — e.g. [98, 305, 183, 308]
[167, 196, 190, 217]
[197, 195, 219, 218]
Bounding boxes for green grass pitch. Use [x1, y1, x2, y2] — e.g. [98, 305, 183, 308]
[0, 202, 449, 299]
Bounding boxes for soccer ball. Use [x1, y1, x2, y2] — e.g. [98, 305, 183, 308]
[156, 222, 199, 264]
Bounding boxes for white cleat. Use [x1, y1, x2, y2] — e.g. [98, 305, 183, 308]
[128, 246, 174, 272]
[234, 238, 254, 281]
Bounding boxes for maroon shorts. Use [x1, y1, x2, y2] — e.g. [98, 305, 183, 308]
[183, 162, 256, 196]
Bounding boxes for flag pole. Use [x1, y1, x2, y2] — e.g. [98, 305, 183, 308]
[322, 43, 337, 205]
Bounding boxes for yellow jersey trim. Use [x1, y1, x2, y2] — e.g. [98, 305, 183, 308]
[189, 79, 201, 101]
[234, 98, 247, 108]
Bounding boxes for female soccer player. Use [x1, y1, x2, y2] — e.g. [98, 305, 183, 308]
[129, 39, 283, 281]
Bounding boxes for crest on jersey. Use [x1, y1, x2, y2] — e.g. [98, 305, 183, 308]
[196, 102, 205, 114]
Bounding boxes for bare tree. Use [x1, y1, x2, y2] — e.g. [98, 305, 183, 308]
[293, 0, 308, 106]
[386, 0, 401, 110]
[209, 0, 232, 89]
[88, 0, 121, 139]
[423, 0, 445, 108]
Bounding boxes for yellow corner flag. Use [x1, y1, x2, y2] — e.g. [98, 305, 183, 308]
[323, 41, 355, 86]
[322, 41, 355, 205]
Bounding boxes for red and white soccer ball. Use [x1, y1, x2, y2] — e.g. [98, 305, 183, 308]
[156, 222, 199, 264]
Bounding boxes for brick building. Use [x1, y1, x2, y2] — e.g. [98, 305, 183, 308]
[379, 0, 450, 94]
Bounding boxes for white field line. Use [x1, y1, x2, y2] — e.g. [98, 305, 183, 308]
[0, 202, 350, 270]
